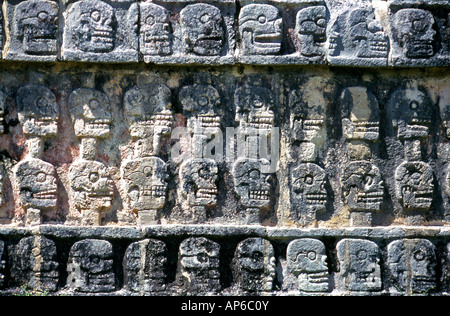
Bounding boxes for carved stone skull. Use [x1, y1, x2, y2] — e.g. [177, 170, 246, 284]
[395, 161, 434, 211]
[239, 4, 283, 55]
[17, 84, 59, 137]
[180, 3, 224, 56]
[232, 158, 273, 209]
[122, 157, 168, 213]
[287, 238, 329, 292]
[340, 86, 380, 142]
[388, 88, 432, 140]
[179, 83, 221, 131]
[69, 88, 112, 139]
[140, 3, 172, 56]
[11, 236, 59, 292]
[291, 163, 327, 215]
[69, 160, 114, 213]
[388, 239, 437, 294]
[15, 0, 58, 55]
[67, 239, 116, 292]
[68, 0, 116, 53]
[14, 158, 57, 211]
[176, 237, 220, 292]
[124, 84, 173, 140]
[235, 82, 274, 130]
[296, 5, 327, 57]
[342, 161, 384, 212]
[179, 158, 218, 207]
[233, 238, 275, 292]
[124, 239, 168, 293]
[337, 239, 382, 292]
[393, 9, 436, 58]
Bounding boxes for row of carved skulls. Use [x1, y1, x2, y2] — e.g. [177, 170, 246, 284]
[3, 0, 444, 60]
[6, 236, 446, 295]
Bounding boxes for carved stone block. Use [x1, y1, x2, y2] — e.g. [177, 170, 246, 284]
[387, 239, 437, 294]
[336, 239, 382, 292]
[66, 239, 116, 293]
[124, 239, 168, 293]
[286, 238, 330, 292]
[10, 236, 59, 292]
[4, 0, 59, 61]
[232, 238, 275, 292]
[176, 237, 220, 293]
[62, 0, 138, 62]
[296, 4, 327, 58]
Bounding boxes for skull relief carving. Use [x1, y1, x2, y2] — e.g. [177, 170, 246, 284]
[67, 0, 116, 53]
[176, 237, 221, 292]
[233, 238, 276, 292]
[67, 239, 116, 292]
[239, 4, 283, 55]
[337, 239, 382, 292]
[69, 160, 114, 213]
[393, 9, 436, 59]
[388, 239, 437, 294]
[15, 0, 58, 55]
[179, 158, 218, 207]
[180, 3, 224, 56]
[124, 239, 168, 293]
[341, 161, 384, 212]
[14, 158, 57, 211]
[17, 84, 59, 137]
[122, 157, 168, 213]
[291, 163, 327, 217]
[287, 238, 329, 292]
[296, 5, 327, 57]
[140, 3, 172, 56]
[395, 161, 434, 211]
[232, 158, 273, 210]
[69, 88, 112, 139]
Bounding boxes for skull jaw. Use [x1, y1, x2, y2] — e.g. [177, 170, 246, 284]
[405, 41, 434, 58]
[298, 271, 330, 292]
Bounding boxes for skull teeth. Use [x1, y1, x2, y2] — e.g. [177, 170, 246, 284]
[34, 189, 57, 199]
[142, 185, 167, 197]
[249, 190, 270, 200]
[305, 194, 327, 205]
[198, 116, 221, 128]
[196, 188, 218, 198]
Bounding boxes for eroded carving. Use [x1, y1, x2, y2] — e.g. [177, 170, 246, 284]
[67, 239, 116, 293]
[66, 0, 116, 53]
[296, 5, 327, 57]
[290, 163, 327, 223]
[69, 88, 112, 139]
[286, 238, 330, 292]
[14, 0, 58, 56]
[393, 9, 436, 59]
[387, 239, 437, 294]
[180, 3, 224, 56]
[139, 3, 172, 56]
[176, 237, 220, 293]
[232, 238, 275, 292]
[124, 239, 168, 293]
[11, 236, 59, 292]
[239, 4, 283, 55]
[336, 239, 382, 292]
[17, 84, 58, 138]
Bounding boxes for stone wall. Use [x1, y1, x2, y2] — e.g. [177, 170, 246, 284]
[0, 0, 447, 296]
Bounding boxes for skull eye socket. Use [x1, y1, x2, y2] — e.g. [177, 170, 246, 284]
[252, 96, 264, 108]
[89, 98, 99, 109]
[143, 166, 153, 177]
[414, 248, 426, 261]
[36, 97, 48, 108]
[146, 15, 155, 25]
[91, 10, 101, 22]
[363, 175, 373, 187]
[356, 250, 367, 261]
[37, 11, 49, 22]
[89, 172, 99, 183]
[304, 175, 314, 185]
[197, 95, 209, 107]
[258, 15, 266, 24]
[252, 251, 263, 261]
[249, 169, 260, 180]
[316, 18, 326, 27]
[308, 251, 317, 261]
[198, 167, 210, 179]
[36, 172, 47, 183]
[200, 13, 210, 24]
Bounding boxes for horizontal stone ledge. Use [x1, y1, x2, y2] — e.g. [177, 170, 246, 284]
[2, 224, 447, 240]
